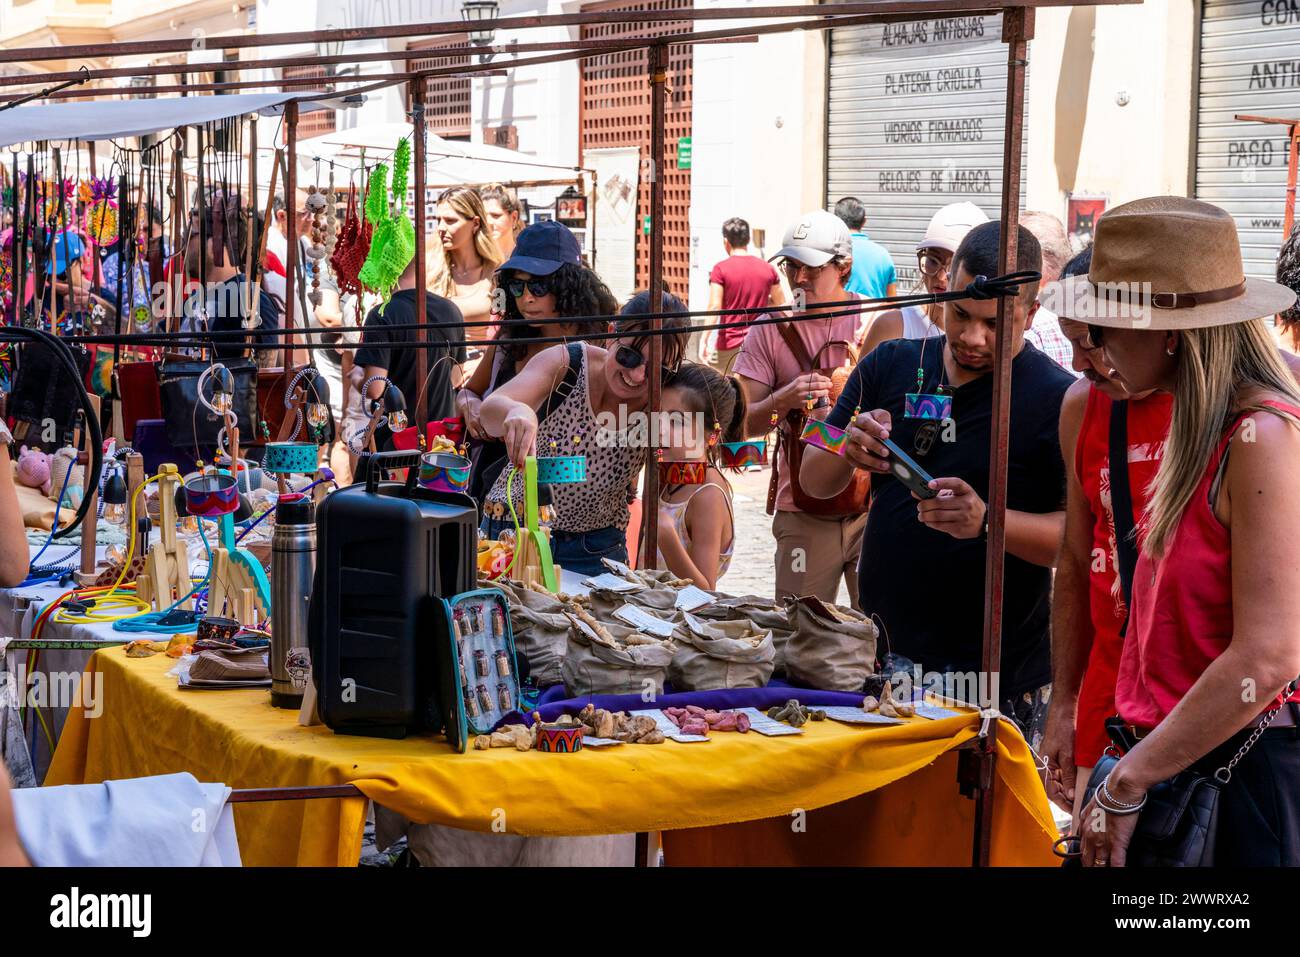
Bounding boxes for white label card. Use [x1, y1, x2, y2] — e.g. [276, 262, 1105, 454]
[735, 707, 804, 736]
[612, 604, 677, 638]
[912, 703, 963, 721]
[584, 573, 642, 593]
[819, 706, 904, 725]
[674, 585, 713, 611]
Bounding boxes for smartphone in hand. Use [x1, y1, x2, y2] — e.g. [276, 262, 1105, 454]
[880, 437, 938, 500]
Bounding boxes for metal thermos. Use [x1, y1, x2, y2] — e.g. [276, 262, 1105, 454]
[271, 495, 316, 708]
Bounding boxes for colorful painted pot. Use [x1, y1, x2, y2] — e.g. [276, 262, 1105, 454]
[535, 723, 585, 753]
[183, 472, 239, 517]
[535, 455, 587, 484]
[720, 439, 767, 469]
[800, 418, 850, 456]
[419, 452, 472, 493]
[262, 442, 320, 475]
[658, 460, 707, 485]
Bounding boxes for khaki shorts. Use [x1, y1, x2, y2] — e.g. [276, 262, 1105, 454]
[772, 509, 867, 609]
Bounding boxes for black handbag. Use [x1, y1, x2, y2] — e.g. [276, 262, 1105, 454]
[7, 339, 92, 444]
[1079, 734, 1221, 867]
[156, 354, 259, 454]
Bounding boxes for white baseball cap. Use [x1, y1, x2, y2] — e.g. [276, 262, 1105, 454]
[916, 202, 990, 254]
[770, 210, 853, 267]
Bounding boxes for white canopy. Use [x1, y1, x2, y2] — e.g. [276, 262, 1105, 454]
[0, 93, 336, 150]
[296, 121, 584, 187]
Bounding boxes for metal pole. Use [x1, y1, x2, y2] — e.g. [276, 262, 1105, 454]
[640, 42, 668, 569]
[412, 79, 429, 438]
[284, 101, 300, 372]
[247, 117, 258, 295]
[972, 4, 1031, 868]
[1286, 124, 1298, 241]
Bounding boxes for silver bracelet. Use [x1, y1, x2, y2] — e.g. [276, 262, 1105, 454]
[1096, 775, 1147, 816]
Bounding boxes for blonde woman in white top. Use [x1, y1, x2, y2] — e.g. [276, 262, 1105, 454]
[427, 186, 502, 346]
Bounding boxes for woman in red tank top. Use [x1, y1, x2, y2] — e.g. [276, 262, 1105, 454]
[1056, 196, 1300, 867]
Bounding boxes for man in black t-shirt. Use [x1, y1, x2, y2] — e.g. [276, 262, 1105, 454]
[354, 256, 467, 450]
[802, 222, 1072, 749]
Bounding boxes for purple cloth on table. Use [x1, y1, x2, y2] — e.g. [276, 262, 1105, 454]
[502, 683, 866, 727]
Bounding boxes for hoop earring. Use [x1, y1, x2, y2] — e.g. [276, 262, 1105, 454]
[1166, 346, 1177, 357]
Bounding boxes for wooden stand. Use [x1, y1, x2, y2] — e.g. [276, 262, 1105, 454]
[206, 546, 265, 628]
[141, 464, 191, 611]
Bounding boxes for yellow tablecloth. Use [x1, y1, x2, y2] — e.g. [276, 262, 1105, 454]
[48, 650, 1061, 867]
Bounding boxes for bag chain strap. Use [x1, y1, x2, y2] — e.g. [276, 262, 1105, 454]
[1216, 678, 1299, 784]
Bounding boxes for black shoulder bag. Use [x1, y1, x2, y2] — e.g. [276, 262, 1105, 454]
[1077, 400, 1295, 866]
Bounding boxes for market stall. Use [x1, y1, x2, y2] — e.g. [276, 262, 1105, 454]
[45, 646, 1058, 867]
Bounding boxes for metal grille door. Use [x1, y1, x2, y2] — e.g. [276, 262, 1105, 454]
[580, 0, 694, 296]
[826, 14, 1024, 289]
[1195, 0, 1300, 278]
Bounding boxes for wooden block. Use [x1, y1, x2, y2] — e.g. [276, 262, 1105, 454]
[239, 587, 257, 628]
[136, 573, 153, 606]
[298, 675, 322, 727]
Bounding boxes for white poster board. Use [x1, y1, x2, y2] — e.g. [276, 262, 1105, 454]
[584, 147, 641, 302]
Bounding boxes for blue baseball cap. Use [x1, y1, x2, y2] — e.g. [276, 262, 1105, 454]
[499, 220, 582, 277]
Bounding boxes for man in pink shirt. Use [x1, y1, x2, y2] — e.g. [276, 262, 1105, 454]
[733, 210, 869, 606]
[701, 217, 785, 373]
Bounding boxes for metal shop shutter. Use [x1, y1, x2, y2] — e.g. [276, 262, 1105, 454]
[826, 14, 1026, 289]
[1195, 0, 1300, 279]
[580, 0, 693, 296]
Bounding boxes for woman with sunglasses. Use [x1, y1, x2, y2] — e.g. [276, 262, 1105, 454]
[859, 202, 988, 357]
[1063, 198, 1300, 867]
[477, 292, 690, 576]
[458, 222, 617, 503]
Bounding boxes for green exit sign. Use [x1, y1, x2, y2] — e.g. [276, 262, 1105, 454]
[677, 136, 692, 169]
[643, 215, 652, 234]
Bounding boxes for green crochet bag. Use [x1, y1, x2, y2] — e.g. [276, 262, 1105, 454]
[357, 138, 416, 308]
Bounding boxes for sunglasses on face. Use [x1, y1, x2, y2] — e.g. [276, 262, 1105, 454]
[613, 337, 681, 384]
[506, 276, 553, 299]
[1084, 324, 1107, 350]
[917, 251, 951, 278]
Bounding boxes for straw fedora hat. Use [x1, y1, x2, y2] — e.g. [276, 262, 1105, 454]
[1053, 196, 1295, 330]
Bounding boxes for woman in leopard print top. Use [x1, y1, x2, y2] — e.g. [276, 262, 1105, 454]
[479, 294, 690, 576]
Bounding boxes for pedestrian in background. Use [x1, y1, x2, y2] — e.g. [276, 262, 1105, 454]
[699, 217, 783, 373]
[834, 196, 897, 300]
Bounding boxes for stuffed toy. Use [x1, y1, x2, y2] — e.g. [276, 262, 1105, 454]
[15, 445, 52, 493]
[47, 445, 85, 509]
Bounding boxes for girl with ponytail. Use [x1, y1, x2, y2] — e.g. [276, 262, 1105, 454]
[655, 362, 748, 588]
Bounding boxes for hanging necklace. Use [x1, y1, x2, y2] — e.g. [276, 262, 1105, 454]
[906, 334, 951, 457]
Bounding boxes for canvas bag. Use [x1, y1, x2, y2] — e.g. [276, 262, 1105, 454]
[783, 595, 878, 692]
[692, 594, 796, 674]
[561, 616, 675, 697]
[585, 584, 680, 621]
[668, 615, 775, 691]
